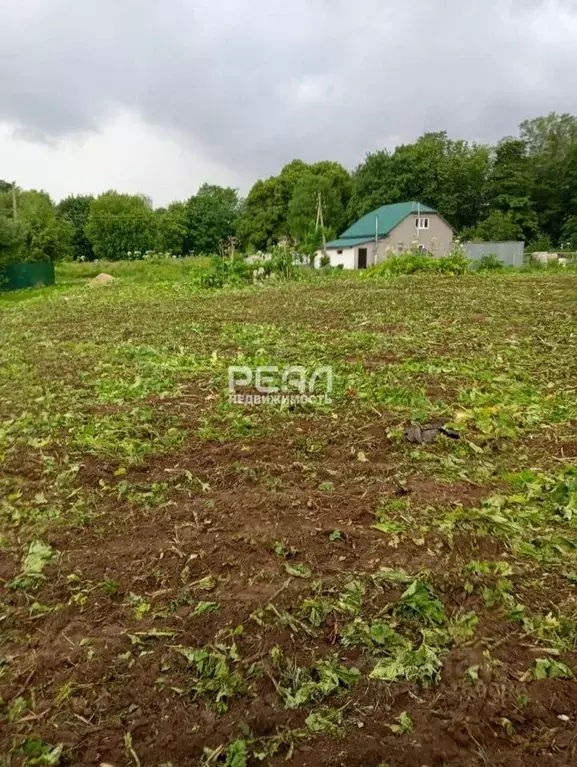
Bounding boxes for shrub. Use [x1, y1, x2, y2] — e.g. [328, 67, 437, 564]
[200, 242, 300, 289]
[320, 254, 331, 268]
[363, 253, 436, 277]
[0, 216, 24, 268]
[362, 246, 469, 278]
[437, 246, 470, 275]
[268, 243, 297, 280]
[476, 253, 504, 271]
[200, 256, 252, 288]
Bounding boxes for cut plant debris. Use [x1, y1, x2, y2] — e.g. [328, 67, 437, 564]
[2, 265, 577, 766]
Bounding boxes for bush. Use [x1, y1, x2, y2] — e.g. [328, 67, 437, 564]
[268, 243, 297, 280]
[475, 253, 504, 271]
[200, 242, 299, 289]
[200, 257, 252, 288]
[319, 254, 331, 268]
[362, 246, 470, 278]
[0, 216, 24, 267]
[437, 246, 470, 275]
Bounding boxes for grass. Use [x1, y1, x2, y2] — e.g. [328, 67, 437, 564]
[1, 260, 577, 766]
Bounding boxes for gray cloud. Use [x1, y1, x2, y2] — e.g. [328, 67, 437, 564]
[2, 0, 577, 185]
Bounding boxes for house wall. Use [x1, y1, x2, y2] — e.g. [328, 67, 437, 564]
[381, 213, 454, 259]
[324, 247, 356, 269]
[322, 213, 453, 269]
[327, 243, 381, 269]
[353, 242, 380, 269]
[323, 238, 400, 269]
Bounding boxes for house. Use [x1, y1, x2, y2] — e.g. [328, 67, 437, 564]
[321, 201, 454, 269]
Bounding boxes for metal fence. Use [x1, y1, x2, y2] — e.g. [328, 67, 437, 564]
[463, 241, 525, 267]
[0, 261, 55, 291]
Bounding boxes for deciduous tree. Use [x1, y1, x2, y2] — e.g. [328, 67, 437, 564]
[57, 195, 95, 261]
[85, 191, 157, 260]
[486, 138, 538, 240]
[156, 201, 188, 254]
[18, 190, 73, 262]
[185, 184, 240, 254]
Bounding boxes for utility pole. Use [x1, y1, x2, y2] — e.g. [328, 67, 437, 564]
[12, 181, 18, 221]
[316, 192, 327, 255]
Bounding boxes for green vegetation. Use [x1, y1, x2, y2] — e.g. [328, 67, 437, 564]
[362, 248, 470, 277]
[2, 264, 577, 764]
[5, 112, 577, 270]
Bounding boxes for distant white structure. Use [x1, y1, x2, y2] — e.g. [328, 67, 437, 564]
[245, 252, 272, 265]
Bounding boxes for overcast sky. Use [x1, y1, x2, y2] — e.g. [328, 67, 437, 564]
[1, 0, 577, 206]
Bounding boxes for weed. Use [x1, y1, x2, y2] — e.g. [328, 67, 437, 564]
[7, 696, 28, 722]
[370, 639, 443, 686]
[521, 658, 574, 681]
[8, 540, 56, 590]
[15, 738, 63, 766]
[389, 711, 414, 735]
[465, 665, 480, 684]
[99, 578, 120, 596]
[498, 717, 515, 737]
[173, 643, 250, 713]
[193, 601, 221, 617]
[125, 593, 152, 620]
[391, 580, 446, 626]
[284, 563, 312, 579]
[305, 708, 344, 734]
[270, 648, 360, 709]
[271, 540, 297, 559]
[340, 618, 407, 653]
[515, 694, 530, 709]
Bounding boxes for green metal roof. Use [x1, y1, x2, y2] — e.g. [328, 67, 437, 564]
[338, 201, 437, 242]
[326, 236, 374, 249]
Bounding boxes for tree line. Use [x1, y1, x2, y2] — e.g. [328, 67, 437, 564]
[2, 112, 577, 264]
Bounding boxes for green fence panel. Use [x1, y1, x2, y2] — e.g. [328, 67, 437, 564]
[0, 262, 55, 292]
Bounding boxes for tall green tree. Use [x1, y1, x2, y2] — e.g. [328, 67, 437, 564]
[184, 184, 240, 255]
[0, 214, 23, 266]
[278, 160, 311, 203]
[17, 191, 73, 262]
[156, 201, 188, 254]
[288, 172, 347, 240]
[463, 210, 523, 242]
[348, 151, 398, 220]
[0, 184, 16, 219]
[389, 133, 489, 230]
[57, 195, 95, 261]
[236, 177, 286, 250]
[85, 191, 157, 260]
[486, 138, 537, 240]
[521, 113, 577, 243]
[349, 134, 489, 231]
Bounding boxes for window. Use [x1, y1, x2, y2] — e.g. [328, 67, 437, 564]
[415, 217, 429, 230]
[337, 249, 343, 254]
